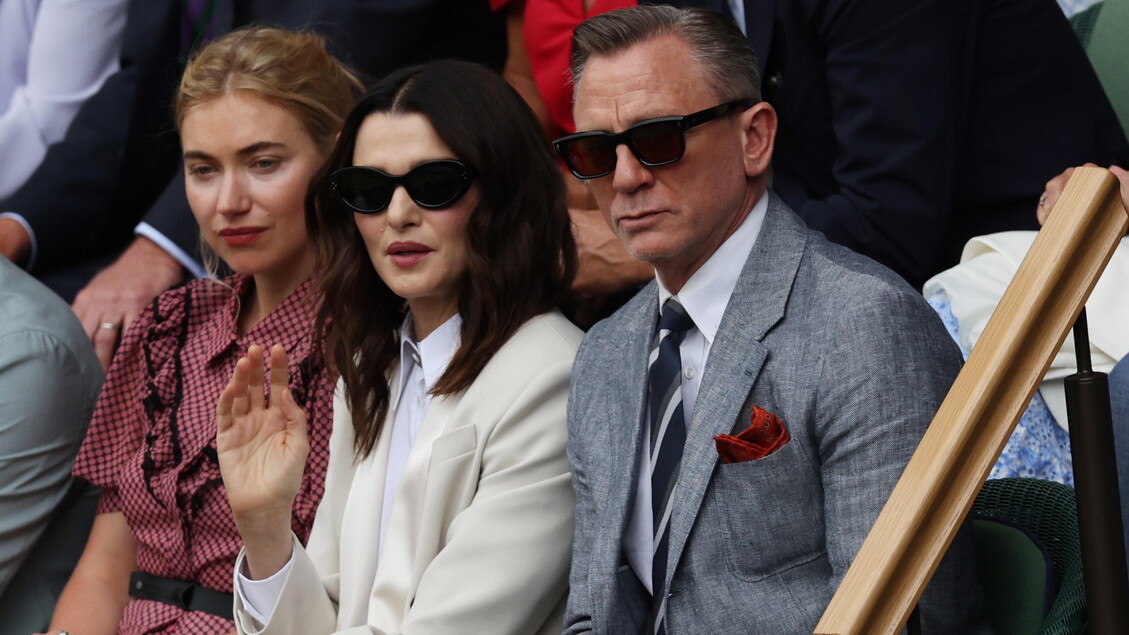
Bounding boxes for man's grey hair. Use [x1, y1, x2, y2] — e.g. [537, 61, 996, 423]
[569, 5, 761, 104]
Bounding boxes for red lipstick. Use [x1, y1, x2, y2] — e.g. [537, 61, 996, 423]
[218, 227, 266, 246]
[388, 241, 431, 267]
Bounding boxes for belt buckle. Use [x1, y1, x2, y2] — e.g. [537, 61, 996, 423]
[176, 581, 196, 610]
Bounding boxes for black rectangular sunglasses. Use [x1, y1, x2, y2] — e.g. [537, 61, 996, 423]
[553, 98, 756, 180]
[330, 159, 476, 214]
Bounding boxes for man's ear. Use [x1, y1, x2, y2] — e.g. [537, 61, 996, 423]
[742, 102, 777, 178]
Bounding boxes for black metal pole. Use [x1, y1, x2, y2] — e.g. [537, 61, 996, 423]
[1066, 308, 1129, 633]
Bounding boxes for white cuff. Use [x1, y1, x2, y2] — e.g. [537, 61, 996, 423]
[235, 549, 295, 625]
[0, 212, 38, 270]
[134, 222, 206, 278]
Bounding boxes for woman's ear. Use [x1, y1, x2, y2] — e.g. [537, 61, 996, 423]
[742, 102, 777, 179]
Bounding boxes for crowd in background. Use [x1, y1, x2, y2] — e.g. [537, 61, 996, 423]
[1, 0, 1127, 633]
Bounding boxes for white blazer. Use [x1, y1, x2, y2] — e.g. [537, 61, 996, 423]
[233, 312, 582, 635]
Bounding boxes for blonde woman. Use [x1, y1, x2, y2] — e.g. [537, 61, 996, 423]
[40, 28, 361, 635]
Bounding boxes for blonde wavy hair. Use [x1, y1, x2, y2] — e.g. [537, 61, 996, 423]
[176, 26, 364, 279]
[177, 26, 363, 150]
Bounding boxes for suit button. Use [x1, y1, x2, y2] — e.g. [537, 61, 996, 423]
[767, 72, 783, 91]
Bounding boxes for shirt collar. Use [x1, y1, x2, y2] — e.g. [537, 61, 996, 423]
[201, 275, 316, 365]
[657, 193, 768, 344]
[394, 312, 462, 404]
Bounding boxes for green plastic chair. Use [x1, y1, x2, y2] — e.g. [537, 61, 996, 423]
[1069, 2, 1103, 48]
[972, 478, 1087, 635]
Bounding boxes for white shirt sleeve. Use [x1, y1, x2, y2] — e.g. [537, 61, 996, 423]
[0, 0, 129, 200]
[135, 222, 208, 278]
[234, 549, 295, 625]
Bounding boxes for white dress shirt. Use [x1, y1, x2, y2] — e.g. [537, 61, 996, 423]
[137, 221, 209, 279]
[624, 193, 767, 592]
[238, 313, 462, 622]
[0, 0, 127, 202]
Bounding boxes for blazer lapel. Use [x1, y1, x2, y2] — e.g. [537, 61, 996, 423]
[337, 365, 399, 625]
[366, 376, 464, 627]
[608, 321, 653, 523]
[663, 193, 807, 590]
[591, 286, 659, 623]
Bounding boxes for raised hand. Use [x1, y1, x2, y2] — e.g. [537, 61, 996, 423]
[216, 344, 308, 578]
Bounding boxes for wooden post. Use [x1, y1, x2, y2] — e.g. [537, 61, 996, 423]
[814, 167, 1129, 635]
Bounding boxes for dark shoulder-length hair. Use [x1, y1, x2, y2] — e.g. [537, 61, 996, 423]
[309, 59, 577, 457]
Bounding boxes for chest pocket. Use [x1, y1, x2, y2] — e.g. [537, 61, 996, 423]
[711, 440, 825, 581]
[429, 425, 477, 468]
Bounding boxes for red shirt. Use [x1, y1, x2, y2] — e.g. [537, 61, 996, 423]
[493, 0, 637, 135]
[73, 276, 334, 634]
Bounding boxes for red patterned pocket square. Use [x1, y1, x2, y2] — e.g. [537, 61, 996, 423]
[714, 405, 791, 464]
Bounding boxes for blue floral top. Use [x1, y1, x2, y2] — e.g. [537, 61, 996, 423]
[927, 291, 1074, 485]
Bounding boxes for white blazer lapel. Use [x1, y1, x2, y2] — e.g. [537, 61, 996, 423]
[366, 390, 462, 627]
[336, 380, 397, 628]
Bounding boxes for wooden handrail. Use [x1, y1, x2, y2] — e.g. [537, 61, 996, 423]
[815, 167, 1129, 635]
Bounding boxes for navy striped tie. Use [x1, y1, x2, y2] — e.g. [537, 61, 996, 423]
[647, 297, 694, 634]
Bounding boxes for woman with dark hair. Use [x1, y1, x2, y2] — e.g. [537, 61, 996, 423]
[217, 59, 581, 634]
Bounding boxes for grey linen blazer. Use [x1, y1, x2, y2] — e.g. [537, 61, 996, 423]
[564, 193, 990, 634]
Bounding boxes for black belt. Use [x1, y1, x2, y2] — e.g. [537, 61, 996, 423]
[128, 571, 234, 620]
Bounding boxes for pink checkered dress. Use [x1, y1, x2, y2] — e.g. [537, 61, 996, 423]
[73, 275, 334, 634]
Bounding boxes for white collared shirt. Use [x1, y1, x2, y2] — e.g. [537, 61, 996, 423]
[0, 0, 127, 201]
[1, 0, 129, 270]
[381, 314, 461, 551]
[624, 193, 768, 593]
[238, 313, 461, 622]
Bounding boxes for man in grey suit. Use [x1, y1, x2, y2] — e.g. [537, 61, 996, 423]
[556, 6, 990, 633]
[0, 257, 103, 632]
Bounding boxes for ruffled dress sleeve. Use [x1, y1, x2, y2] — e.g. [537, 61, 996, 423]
[72, 285, 193, 512]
